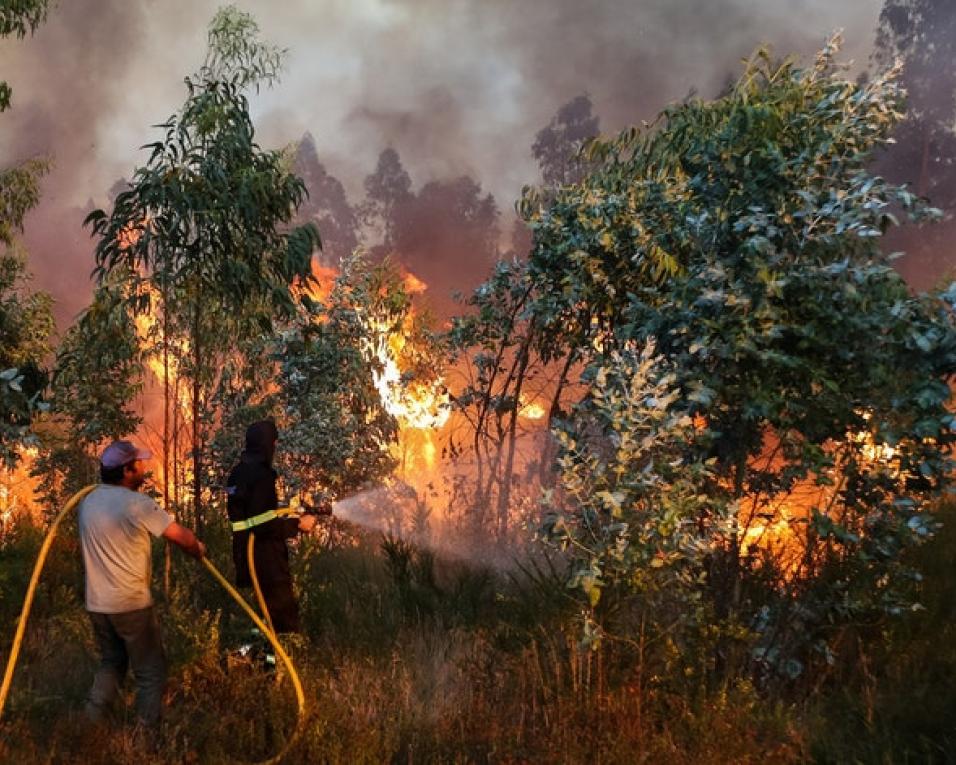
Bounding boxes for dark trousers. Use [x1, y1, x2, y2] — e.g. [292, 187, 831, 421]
[86, 606, 167, 728]
[260, 577, 302, 634]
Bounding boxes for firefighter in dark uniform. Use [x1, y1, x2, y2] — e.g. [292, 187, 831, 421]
[226, 420, 317, 633]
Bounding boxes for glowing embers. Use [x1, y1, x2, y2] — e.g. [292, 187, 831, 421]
[851, 411, 899, 471]
[518, 396, 546, 421]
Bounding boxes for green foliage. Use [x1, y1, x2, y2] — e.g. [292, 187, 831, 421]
[83, 4, 319, 350]
[0, 3, 55, 463]
[0, 0, 52, 112]
[35, 276, 141, 512]
[0, 249, 54, 466]
[52, 278, 144, 447]
[28, 424, 99, 514]
[0, 0, 50, 40]
[80, 7, 319, 521]
[542, 341, 727, 651]
[83, 71, 319, 325]
[0, 157, 50, 246]
[202, 4, 285, 92]
[275, 253, 400, 500]
[380, 534, 494, 625]
[205, 329, 278, 482]
[513, 38, 956, 680]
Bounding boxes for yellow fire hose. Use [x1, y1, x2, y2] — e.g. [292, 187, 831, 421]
[245, 505, 312, 638]
[0, 486, 307, 765]
[0, 485, 96, 717]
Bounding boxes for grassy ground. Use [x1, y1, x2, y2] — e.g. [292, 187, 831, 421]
[1, 507, 953, 763]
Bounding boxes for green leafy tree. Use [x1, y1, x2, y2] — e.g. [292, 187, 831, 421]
[29, 271, 145, 513]
[84, 7, 320, 529]
[274, 253, 401, 501]
[518, 38, 956, 682]
[0, 0, 51, 112]
[0, 0, 55, 466]
[543, 341, 725, 653]
[0, 250, 54, 466]
[449, 257, 580, 538]
[52, 276, 145, 448]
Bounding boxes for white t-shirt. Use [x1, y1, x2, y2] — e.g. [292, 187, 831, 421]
[77, 484, 172, 613]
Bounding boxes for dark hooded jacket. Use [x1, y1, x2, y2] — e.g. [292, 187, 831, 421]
[226, 421, 299, 588]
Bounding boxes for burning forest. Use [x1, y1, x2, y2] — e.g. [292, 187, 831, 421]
[2, 2, 956, 763]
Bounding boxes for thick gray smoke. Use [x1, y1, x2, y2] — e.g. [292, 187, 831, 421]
[0, 0, 881, 325]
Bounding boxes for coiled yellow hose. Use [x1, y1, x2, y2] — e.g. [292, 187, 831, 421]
[0, 486, 307, 765]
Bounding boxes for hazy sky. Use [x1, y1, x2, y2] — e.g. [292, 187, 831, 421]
[0, 0, 883, 321]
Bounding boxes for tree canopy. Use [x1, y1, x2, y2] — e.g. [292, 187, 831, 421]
[457, 37, 956, 678]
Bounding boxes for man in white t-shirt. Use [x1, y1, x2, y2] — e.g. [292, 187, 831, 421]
[78, 439, 206, 732]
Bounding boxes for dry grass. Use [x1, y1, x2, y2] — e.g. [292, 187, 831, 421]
[19, 513, 953, 763]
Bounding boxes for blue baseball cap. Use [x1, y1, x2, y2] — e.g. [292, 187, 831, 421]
[100, 440, 152, 469]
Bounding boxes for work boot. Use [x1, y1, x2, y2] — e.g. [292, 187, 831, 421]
[226, 627, 276, 674]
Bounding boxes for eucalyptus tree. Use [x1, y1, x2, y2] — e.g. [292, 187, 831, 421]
[447, 98, 601, 538]
[51, 276, 145, 447]
[0, 0, 55, 467]
[31, 279, 144, 508]
[0, 250, 54, 467]
[274, 253, 401, 503]
[84, 6, 319, 529]
[0, 0, 51, 112]
[463, 38, 956, 684]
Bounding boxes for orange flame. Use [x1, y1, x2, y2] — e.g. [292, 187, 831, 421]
[367, 314, 450, 433]
[0, 446, 42, 532]
[301, 260, 451, 473]
[519, 397, 546, 420]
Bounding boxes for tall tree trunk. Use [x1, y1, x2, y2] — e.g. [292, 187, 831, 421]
[162, 287, 171, 597]
[497, 329, 534, 539]
[729, 450, 748, 613]
[191, 293, 203, 536]
[538, 351, 576, 485]
[173, 371, 182, 518]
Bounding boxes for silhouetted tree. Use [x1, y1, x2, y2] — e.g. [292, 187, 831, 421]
[293, 133, 358, 263]
[532, 94, 600, 188]
[361, 147, 413, 253]
[392, 175, 499, 308]
[875, 0, 956, 206]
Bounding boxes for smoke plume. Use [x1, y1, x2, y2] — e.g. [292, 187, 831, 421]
[0, 0, 885, 325]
